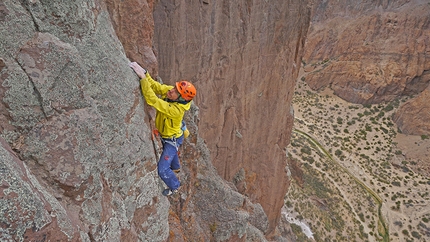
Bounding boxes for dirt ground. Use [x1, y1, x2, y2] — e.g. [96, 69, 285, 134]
[284, 68, 430, 242]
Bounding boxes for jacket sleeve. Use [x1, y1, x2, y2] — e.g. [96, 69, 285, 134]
[140, 73, 182, 118]
[142, 73, 171, 96]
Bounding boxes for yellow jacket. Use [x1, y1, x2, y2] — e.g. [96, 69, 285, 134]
[140, 73, 191, 138]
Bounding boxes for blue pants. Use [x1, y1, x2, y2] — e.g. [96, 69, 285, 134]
[158, 135, 183, 190]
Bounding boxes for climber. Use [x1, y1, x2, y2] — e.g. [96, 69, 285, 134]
[129, 62, 196, 196]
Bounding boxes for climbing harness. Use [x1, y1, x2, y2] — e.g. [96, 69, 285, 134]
[161, 136, 180, 152]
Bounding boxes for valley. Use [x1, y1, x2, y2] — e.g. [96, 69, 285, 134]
[284, 68, 430, 242]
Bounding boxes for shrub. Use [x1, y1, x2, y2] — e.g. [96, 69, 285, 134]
[380, 127, 388, 134]
[358, 213, 365, 222]
[384, 103, 394, 112]
[301, 146, 312, 155]
[365, 124, 372, 132]
[411, 231, 421, 239]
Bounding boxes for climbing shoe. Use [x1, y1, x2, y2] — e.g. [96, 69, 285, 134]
[162, 188, 178, 196]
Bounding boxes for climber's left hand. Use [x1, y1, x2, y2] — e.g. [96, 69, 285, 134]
[129, 62, 147, 79]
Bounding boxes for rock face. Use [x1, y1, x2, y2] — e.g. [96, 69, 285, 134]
[0, 0, 311, 241]
[1, 1, 169, 241]
[104, 0, 159, 74]
[302, 0, 430, 134]
[153, 0, 311, 234]
[393, 86, 430, 135]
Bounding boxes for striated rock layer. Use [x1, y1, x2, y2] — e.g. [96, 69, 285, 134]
[303, 0, 430, 134]
[153, 0, 311, 235]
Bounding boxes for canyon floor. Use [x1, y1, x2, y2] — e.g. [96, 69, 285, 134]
[284, 67, 430, 242]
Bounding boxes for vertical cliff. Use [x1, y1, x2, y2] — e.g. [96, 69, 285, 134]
[104, 0, 158, 74]
[1, 0, 311, 241]
[153, 0, 311, 234]
[1, 0, 170, 241]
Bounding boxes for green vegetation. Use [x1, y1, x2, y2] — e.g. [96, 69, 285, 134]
[287, 79, 430, 242]
[291, 128, 388, 241]
[286, 78, 430, 241]
[209, 222, 217, 233]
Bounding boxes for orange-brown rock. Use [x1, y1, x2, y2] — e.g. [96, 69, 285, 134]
[393, 86, 430, 135]
[153, 0, 311, 234]
[303, 0, 430, 105]
[104, 0, 159, 74]
[302, 0, 430, 136]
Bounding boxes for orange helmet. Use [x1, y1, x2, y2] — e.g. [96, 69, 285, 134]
[176, 80, 196, 101]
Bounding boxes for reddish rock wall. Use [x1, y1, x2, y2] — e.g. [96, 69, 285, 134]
[393, 86, 430, 135]
[104, 0, 158, 74]
[152, 0, 311, 234]
[302, 0, 430, 135]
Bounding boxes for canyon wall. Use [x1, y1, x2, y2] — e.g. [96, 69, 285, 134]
[152, 0, 311, 234]
[302, 0, 430, 135]
[5, 0, 426, 241]
[0, 0, 311, 241]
